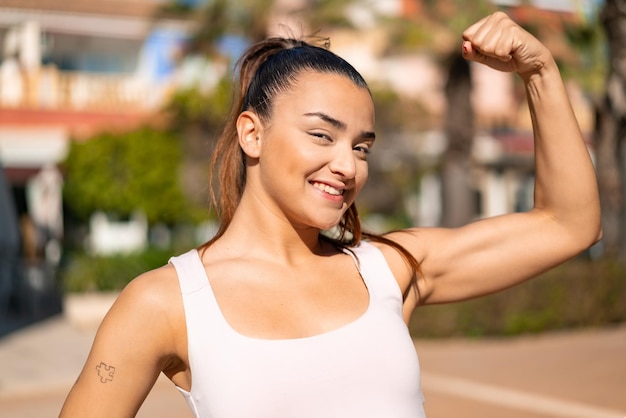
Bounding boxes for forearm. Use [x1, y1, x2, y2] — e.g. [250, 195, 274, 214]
[524, 61, 601, 242]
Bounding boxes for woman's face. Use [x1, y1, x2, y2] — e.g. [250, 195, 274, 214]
[251, 70, 375, 231]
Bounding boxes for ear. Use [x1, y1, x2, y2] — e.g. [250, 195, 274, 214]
[236, 111, 263, 159]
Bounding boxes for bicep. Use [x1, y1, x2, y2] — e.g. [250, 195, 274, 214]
[387, 210, 590, 305]
[60, 272, 178, 417]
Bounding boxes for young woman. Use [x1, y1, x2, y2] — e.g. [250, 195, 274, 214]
[60, 12, 601, 418]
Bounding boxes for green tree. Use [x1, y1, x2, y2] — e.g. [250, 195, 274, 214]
[63, 127, 203, 225]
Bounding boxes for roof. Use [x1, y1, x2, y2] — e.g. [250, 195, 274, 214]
[0, 0, 165, 18]
[0, 108, 157, 139]
[0, 0, 191, 39]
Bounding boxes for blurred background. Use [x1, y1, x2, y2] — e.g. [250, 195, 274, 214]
[0, 0, 624, 347]
[1, 0, 624, 341]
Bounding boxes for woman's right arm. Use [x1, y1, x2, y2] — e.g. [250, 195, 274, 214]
[59, 266, 183, 418]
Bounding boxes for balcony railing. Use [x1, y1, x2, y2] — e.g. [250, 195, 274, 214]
[0, 64, 169, 112]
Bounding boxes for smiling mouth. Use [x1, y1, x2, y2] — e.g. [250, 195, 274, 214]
[311, 181, 344, 196]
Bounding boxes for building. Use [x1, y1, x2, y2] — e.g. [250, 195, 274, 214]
[0, 0, 192, 322]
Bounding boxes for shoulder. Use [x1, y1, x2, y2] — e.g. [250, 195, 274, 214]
[366, 229, 431, 296]
[366, 230, 427, 271]
[116, 263, 181, 316]
[97, 263, 185, 357]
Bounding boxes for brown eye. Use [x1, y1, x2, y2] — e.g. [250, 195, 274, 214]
[309, 132, 332, 142]
[353, 145, 370, 154]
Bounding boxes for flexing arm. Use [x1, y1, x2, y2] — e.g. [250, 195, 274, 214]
[384, 12, 601, 309]
[59, 267, 184, 417]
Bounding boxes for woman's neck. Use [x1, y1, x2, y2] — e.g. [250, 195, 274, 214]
[215, 207, 330, 265]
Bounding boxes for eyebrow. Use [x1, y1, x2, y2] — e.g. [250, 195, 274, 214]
[303, 112, 376, 141]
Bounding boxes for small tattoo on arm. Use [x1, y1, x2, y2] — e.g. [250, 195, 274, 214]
[96, 362, 116, 383]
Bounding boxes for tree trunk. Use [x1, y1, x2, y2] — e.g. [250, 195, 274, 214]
[442, 52, 475, 227]
[597, 0, 626, 259]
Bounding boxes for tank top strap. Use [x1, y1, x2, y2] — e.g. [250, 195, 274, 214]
[347, 241, 404, 305]
[168, 249, 210, 295]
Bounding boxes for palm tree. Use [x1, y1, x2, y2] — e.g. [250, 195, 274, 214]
[441, 51, 476, 227]
[596, 0, 626, 259]
[398, 0, 496, 227]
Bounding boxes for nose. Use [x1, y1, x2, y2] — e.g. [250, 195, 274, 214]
[328, 144, 357, 179]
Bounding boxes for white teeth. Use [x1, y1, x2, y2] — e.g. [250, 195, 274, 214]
[312, 182, 343, 196]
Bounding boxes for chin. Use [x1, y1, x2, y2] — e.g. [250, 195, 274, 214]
[315, 216, 343, 232]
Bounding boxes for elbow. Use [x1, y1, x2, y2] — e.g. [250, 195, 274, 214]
[566, 225, 601, 258]
[560, 213, 602, 255]
[578, 217, 602, 252]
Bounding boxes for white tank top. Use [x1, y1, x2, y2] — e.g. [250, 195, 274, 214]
[168, 241, 425, 418]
